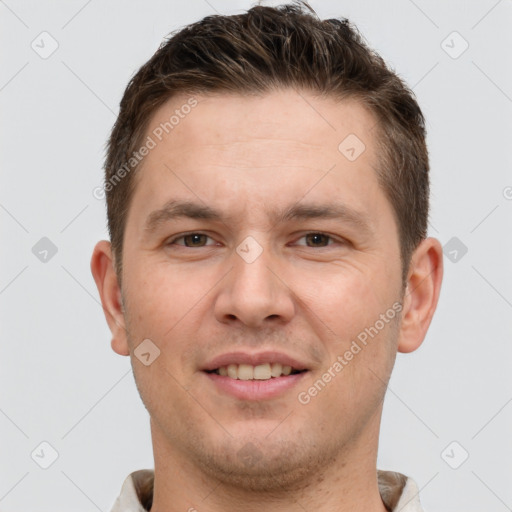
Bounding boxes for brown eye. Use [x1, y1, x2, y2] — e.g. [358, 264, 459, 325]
[304, 233, 331, 247]
[168, 233, 214, 247]
[183, 234, 208, 247]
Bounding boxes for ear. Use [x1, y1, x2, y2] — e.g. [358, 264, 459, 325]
[397, 237, 443, 353]
[90, 240, 130, 356]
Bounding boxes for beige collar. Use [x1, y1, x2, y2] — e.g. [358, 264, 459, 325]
[110, 468, 424, 511]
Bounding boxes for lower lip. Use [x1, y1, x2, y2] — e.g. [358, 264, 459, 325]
[203, 371, 308, 401]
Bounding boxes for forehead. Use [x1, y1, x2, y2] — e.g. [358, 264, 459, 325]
[143, 90, 377, 162]
[126, 89, 392, 233]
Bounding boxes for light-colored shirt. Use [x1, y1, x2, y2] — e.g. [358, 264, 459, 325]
[110, 468, 425, 511]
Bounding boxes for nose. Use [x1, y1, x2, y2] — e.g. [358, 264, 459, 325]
[213, 239, 296, 328]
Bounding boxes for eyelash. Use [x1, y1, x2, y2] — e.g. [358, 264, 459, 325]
[166, 232, 344, 249]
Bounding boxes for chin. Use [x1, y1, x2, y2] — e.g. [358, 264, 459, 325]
[186, 431, 338, 492]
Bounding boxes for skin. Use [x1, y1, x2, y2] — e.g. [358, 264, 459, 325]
[91, 89, 443, 512]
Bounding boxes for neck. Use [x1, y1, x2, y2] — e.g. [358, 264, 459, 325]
[148, 409, 388, 512]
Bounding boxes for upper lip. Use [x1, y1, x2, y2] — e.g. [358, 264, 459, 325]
[201, 350, 310, 372]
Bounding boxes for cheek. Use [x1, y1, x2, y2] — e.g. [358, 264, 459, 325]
[124, 259, 203, 336]
[299, 313, 399, 435]
[296, 264, 391, 343]
[123, 259, 219, 382]
[296, 266, 399, 395]
[122, 265, 204, 421]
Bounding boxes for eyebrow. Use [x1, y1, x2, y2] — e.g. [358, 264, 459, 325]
[143, 199, 373, 236]
[144, 200, 224, 234]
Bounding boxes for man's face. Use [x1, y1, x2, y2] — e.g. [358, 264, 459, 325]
[119, 90, 405, 487]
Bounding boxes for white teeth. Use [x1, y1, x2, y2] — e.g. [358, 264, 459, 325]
[213, 363, 301, 380]
[270, 363, 282, 377]
[253, 363, 271, 380]
[282, 365, 292, 376]
[227, 364, 238, 379]
[238, 364, 253, 381]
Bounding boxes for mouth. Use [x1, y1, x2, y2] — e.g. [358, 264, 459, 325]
[205, 362, 306, 380]
[201, 352, 310, 400]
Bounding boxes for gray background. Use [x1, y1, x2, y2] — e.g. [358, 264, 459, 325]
[1, 0, 511, 511]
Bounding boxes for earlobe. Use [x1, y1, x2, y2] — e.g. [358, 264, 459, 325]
[397, 237, 443, 354]
[90, 240, 130, 356]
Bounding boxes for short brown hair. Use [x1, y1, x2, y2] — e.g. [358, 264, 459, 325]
[104, 1, 429, 287]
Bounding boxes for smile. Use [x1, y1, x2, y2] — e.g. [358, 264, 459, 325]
[206, 362, 305, 380]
